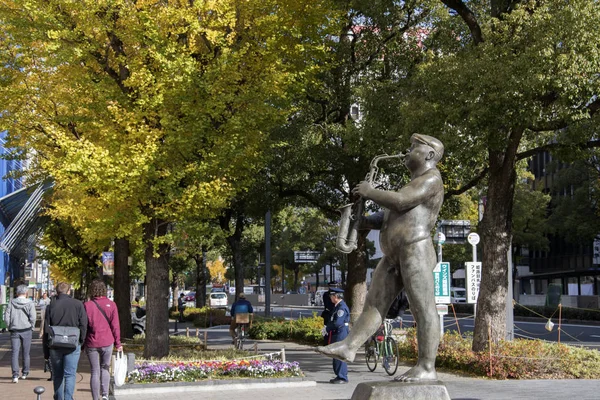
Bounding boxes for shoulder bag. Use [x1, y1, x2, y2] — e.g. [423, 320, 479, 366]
[48, 325, 80, 349]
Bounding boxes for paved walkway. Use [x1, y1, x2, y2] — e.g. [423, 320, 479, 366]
[2, 324, 600, 400]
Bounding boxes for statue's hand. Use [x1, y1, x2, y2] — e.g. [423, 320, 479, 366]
[352, 181, 372, 198]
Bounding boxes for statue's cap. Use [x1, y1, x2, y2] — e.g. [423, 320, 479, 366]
[328, 287, 344, 294]
[411, 133, 444, 159]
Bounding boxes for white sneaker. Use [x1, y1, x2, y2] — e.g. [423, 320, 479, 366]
[21, 374, 28, 380]
[12, 377, 18, 383]
[102, 396, 109, 400]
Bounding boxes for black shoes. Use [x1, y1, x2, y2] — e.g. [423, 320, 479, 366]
[329, 378, 348, 384]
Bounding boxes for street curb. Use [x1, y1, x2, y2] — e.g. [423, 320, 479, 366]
[111, 377, 316, 396]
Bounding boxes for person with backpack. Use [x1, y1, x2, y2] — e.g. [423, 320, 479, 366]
[4, 284, 36, 383]
[84, 279, 122, 400]
[44, 282, 87, 400]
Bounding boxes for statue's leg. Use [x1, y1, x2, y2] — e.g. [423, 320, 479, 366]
[316, 256, 401, 362]
[395, 239, 439, 382]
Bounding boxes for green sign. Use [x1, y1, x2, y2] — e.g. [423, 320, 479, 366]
[433, 262, 451, 304]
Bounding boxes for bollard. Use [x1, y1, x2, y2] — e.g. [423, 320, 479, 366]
[174, 319, 178, 333]
[195, 328, 199, 338]
[127, 353, 136, 374]
[34, 386, 45, 400]
[204, 331, 208, 350]
[281, 347, 286, 363]
[186, 327, 190, 337]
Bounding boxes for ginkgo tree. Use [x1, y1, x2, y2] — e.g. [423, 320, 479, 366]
[0, 0, 342, 357]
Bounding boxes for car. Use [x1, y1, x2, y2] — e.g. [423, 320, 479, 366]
[184, 292, 196, 302]
[450, 287, 467, 303]
[209, 292, 228, 309]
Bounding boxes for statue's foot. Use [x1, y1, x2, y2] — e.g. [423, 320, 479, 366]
[394, 364, 437, 382]
[315, 342, 356, 363]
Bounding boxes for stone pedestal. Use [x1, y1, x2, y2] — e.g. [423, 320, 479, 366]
[351, 380, 451, 400]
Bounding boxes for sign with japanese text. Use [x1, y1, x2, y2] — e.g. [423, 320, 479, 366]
[293, 251, 321, 263]
[433, 262, 451, 304]
[466, 262, 482, 304]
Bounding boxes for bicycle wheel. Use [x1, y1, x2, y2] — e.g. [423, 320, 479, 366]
[235, 327, 243, 350]
[382, 337, 399, 376]
[364, 337, 378, 372]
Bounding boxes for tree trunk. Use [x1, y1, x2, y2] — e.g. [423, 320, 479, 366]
[345, 233, 369, 323]
[194, 246, 209, 308]
[472, 129, 522, 352]
[143, 219, 171, 359]
[293, 264, 299, 291]
[114, 238, 133, 339]
[221, 209, 245, 299]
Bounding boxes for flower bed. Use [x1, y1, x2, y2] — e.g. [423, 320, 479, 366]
[128, 359, 303, 383]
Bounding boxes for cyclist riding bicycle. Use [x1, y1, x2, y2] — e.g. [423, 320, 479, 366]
[229, 293, 253, 344]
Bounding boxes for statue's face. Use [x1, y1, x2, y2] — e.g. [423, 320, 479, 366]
[405, 141, 431, 170]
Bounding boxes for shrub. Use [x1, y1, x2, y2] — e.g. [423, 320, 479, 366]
[396, 328, 600, 379]
[448, 303, 600, 323]
[250, 314, 324, 345]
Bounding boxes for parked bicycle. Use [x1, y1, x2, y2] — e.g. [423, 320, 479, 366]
[364, 318, 400, 375]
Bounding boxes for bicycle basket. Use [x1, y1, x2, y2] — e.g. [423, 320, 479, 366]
[235, 313, 250, 324]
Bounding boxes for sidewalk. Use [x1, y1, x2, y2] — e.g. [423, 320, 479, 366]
[0, 329, 93, 400]
[2, 325, 600, 400]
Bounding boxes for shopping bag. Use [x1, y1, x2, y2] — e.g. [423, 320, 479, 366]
[113, 351, 127, 387]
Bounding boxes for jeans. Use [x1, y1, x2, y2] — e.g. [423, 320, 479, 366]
[86, 345, 113, 400]
[10, 330, 32, 378]
[50, 344, 81, 400]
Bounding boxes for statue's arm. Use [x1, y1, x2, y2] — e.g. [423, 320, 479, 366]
[365, 173, 441, 213]
[360, 211, 384, 230]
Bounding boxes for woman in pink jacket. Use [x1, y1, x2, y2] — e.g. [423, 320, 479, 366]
[84, 280, 122, 400]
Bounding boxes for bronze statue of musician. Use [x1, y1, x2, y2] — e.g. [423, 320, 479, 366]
[317, 133, 445, 382]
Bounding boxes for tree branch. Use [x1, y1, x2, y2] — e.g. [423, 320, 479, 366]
[440, 0, 484, 45]
[446, 139, 600, 197]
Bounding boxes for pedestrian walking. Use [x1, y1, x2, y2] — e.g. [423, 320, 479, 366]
[324, 287, 350, 384]
[4, 284, 36, 383]
[178, 293, 186, 322]
[38, 292, 51, 337]
[44, 282, 88, 400]
[84, 279, 122, 400]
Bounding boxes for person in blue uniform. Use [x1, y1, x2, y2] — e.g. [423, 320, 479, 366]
[320, 281, 338, 344]
[325, 287, 350, 384]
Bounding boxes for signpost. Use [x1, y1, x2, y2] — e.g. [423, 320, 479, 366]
[433, 261, 451, 340]
[466, 233, 480, 317]
[435, 232, 446, 263]
[466, 262, 482, 304]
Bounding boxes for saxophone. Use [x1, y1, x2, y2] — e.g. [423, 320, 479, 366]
[335, 153, 405, 254]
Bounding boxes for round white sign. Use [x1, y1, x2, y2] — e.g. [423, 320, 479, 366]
[467, 232, 480, 246]
[437, 232, 446, 244]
